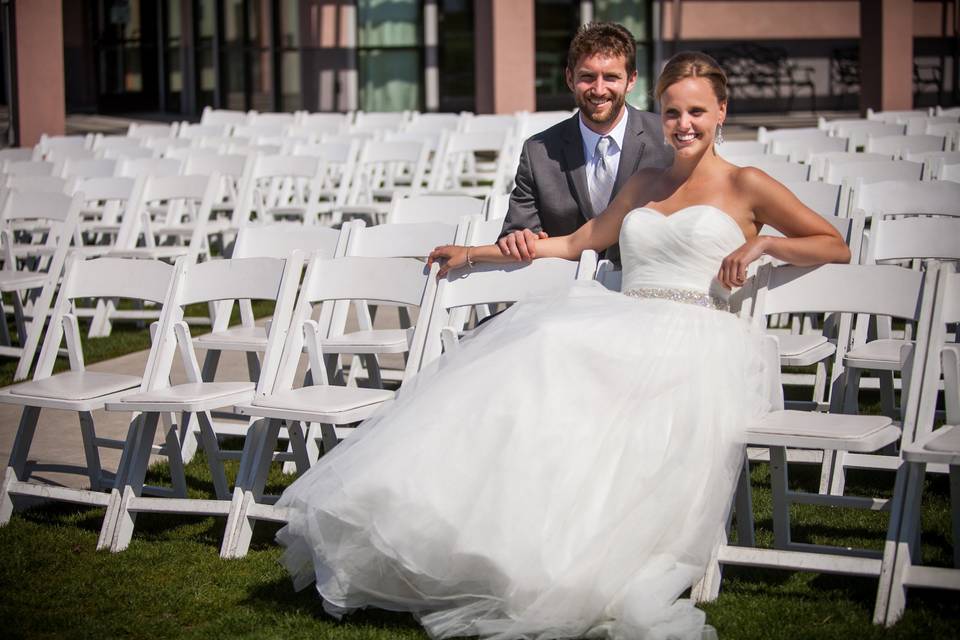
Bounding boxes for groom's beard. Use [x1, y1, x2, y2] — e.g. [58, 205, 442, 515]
[576, 91, 627, 127]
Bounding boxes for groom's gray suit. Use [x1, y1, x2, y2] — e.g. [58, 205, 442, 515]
[500, 104, 673, 263]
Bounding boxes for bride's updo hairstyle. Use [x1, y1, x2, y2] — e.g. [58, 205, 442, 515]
[655, 51, 728, 104]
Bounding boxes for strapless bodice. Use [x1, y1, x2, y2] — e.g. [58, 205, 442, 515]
[619, 205, 746, 301]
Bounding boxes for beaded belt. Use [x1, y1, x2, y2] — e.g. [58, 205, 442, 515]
[623, 287, 730, 312]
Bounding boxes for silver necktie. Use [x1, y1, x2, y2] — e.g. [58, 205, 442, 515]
[591, 135, 615, 216]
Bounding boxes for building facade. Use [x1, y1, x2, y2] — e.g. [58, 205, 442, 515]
[1, 0, 958, 145]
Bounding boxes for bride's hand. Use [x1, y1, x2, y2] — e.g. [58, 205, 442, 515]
[718, 237, 769, 289]
[428, 245, 469, 278]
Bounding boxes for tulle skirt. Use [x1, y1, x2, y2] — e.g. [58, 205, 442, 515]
[276, 281, 781, 640]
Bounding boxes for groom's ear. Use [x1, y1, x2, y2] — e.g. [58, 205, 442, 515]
[565, 67, 575, 93]
[625, 70, 638, 94]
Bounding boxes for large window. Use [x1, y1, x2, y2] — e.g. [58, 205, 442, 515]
[593, 0, 653, 110]
[438, 0, 474, 112]
[357, 0, 422, 112]
[534, 0, 579, 111]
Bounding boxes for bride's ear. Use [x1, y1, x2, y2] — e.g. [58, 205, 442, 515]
[718, 99, 728, 121]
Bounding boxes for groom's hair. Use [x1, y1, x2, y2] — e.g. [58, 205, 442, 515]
[566, 22, 637, 76]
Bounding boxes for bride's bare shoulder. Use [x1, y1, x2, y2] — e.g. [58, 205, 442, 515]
[729, 163, 793, 201]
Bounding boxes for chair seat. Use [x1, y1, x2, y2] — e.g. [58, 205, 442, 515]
[774, 334, 835, 366]
[903, 425, 960, 464]
[0, 271, 48, 291]
[195, 326, 268, 352]
[4, 371, 141, 402]
[844, 339, 909, 370]
[321, 329, 412, 354]
[748, 410, 899, 452]
[107, 381, 255, 413]
[237, 385, 394, 424]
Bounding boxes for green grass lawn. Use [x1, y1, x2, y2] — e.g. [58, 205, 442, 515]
[0, 452, 957, 639]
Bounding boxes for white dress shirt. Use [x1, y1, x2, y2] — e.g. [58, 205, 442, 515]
[579, 109, 629, 215]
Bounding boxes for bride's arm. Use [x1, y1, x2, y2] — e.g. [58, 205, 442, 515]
[718, 168, 851, 288]
[428, 175, 644, 277]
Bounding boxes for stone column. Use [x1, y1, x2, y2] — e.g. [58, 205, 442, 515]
[12, 0, 66, 146]
[474, 0, 536, 114]
[860, 0, 914, 114]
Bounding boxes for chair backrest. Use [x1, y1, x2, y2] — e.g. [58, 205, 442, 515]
[742, 160, 810, 182]
[517, 111, 571, 138]
[467, 216, 508, 246]
[200, 107, 248, 126]
[406, 112, 465, 133]
[128, 122, 178, 139]
[177, 122, 230, 139]
[939, 162, 960, 183]
[118, 157, 183, 178]
[272, 256, 440, 390]
[866, 108, 932, 123]
[1, 189, 80, 224]
[904, 150, 960, 178]
[829, 121, 906, 148]
[0, 148, 34, 163]
[756, 126, 824, 145]
[421, 251, 598, 365]
[231, 224, 346, 260]
[725, 153, 789, 165]
[865, 134, 946, 159]
[4, 175, 74, 194]
[386, 193, 485, 225]
[903, 115, 959, 135]
[462, 114, 517, 134]
[32, 256, 178, 379]
[771, 135, 848, 163]
[246, 111, 296, 127]
[808, 151, 892, 181]
[851, 179, 960, 218]
[825, 159, 923, 186]
[867, 216, 960, 263]
[2, 160, 55, 176]
[716, 141, 767, 158]
[352, 111, 410, 132]
[347, 139, 430, 204]
[781, 181, 842, 217]
[297, 112, 350, 132]
[345, 219, 464, 257]
[429, 130, 511, 191]
[751, 263, 924, 322]
[57, 157, 119, 179]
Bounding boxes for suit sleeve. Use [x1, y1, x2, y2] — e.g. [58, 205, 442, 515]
[499, 140, 543, 238]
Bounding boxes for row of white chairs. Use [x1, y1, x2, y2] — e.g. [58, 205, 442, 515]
[1, 237, 956, 627]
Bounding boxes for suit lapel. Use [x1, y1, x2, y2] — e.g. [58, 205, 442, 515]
[613, 106, 647, 195]
[561, 115, 594, 219]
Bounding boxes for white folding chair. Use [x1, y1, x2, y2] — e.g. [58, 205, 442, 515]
[177, 122, 231, 139]
[904, 150, 960, 179]
[245, 111, 297, 128]
[294, 112, 349, 136]
[232, 154, 326, 225]
[33, 134, 91, 162]
[352, 110, 411, 132]
[92, 135, 152, 160]
[693, 263, 932, 612]
[428, 130, 512, 195]
[100, 253, 304, 553]
[0, 257, 177, 518]
[825, 160, 925, 216]
[826, 120, 906, 149]
[224, 256, 441, 557]
[72, 175, 138, 257]
[117, 157, 183, 179]
[289, 140, 360, 222]
[56, 157, 119, 180]
[867, 108, 933, 123]
[939, 162, 960, 183]
[0, 191, 83, 381]
[902, 115, 958, 135]
[337, 139, 430, 224]
[878, 264, 960, 625]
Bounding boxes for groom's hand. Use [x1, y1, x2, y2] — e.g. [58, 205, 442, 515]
[497, 229, 549, 261]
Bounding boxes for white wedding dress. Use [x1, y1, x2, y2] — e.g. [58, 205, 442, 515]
[276, 206, 782, 640]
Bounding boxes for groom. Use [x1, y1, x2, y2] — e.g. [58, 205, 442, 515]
[498, 22, 673, 263]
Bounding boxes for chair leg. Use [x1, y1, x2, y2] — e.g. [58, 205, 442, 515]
[769, 446, 792, 549]
[77, 411, 104, 492]
[200, 349, 221, 382]
[107, 411, 161, 552]
[163, 421, 188, 498]
[843, 367, 862, 414]
[829, 451, 848, 496]
[7, 406, 41, 481]
[879, 371, 897, 419]
[221, 418, 282, 559]
[734, 456, 756, 547]
[0, 467, 18, 524]
[818, 449, 837, 494]
[196, 411, 230, 500]
[874, 461, 910, 624]
[0, 295, 12, 347]
[285, 420, 312, 475]
[951, 465, 960, 569]
[244, 351, 261, 383]
[881, 462, 926, 626]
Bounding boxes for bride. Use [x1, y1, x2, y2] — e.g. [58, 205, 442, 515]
[275, 51, 850, 640]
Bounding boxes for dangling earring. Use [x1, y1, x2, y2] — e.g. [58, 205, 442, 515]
[664, 136, 670, 145]
[715, 123, 724, 145]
